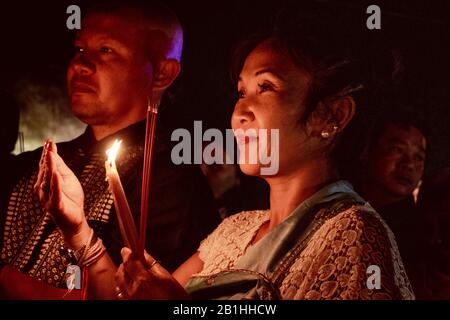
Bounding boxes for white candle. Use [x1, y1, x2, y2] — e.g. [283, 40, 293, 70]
[105, 140, 140, 255]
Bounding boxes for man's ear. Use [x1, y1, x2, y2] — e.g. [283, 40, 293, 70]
[151, 59, 181, 101]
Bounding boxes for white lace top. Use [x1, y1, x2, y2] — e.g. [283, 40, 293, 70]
[194, 206, 415, 300]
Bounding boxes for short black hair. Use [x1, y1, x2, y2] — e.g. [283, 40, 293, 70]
[368, 109, 428, 151]
[83, 0, 183, 62]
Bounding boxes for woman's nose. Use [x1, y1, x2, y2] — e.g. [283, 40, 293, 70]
[231, 101, 255, 128]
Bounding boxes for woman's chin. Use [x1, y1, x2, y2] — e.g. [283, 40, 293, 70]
[238, 163, 262, 177]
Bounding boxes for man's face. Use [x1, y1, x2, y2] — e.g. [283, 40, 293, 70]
[367, 123, 426, 199]
[67, 12, 153, 127]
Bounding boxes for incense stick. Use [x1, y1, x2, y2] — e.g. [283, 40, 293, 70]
[139, 103, 159, 255]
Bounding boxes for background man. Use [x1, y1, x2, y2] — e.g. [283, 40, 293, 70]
[358, 110, 427, 292]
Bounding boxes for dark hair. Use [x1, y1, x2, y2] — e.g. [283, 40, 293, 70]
[368, 109, 428, 151]
[81, 0, 183, 108]
[231, 13, 367, 120]
[230, 13, 382, 179]
[84, 0, 183, 62]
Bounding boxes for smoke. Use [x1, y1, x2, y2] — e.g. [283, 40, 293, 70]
[13, 78, 86, 154]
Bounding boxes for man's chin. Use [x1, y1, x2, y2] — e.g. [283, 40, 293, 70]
[387, 183, 415, 199]
[70, 109, 99, 126]
[70, 101, 101, 124]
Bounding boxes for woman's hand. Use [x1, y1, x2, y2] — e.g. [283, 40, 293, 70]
[115, 247, 190, 300]
[35, 140, 91, 248]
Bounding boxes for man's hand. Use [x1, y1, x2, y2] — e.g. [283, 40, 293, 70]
[35, 140, 91, 248]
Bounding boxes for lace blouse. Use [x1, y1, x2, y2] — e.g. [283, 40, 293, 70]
[194, 206, 414, 300]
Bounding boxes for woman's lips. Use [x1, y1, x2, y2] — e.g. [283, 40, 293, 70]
[235, 133, 258, 146]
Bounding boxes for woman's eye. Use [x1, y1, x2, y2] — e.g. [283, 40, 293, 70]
[258, 82, 274, 93]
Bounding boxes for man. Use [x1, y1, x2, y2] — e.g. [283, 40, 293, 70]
[360, 113, 426, 210]
[0, 1, 219, 299]
[358, 110, 427, 292]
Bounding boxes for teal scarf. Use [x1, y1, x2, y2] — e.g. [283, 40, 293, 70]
[185, 181, 366, 300]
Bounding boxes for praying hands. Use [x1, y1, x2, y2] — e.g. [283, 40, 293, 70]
[34, 139, 91, 248]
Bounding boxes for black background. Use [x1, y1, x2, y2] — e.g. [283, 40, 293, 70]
[0, 0, 449, 172]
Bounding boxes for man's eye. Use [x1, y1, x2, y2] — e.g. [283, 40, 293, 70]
[237, 90, 245, 99]
[389, 146, 403, 153]
[101, 46, 113, 53]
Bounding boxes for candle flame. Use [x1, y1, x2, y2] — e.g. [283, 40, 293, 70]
[106, 139, 122, 165]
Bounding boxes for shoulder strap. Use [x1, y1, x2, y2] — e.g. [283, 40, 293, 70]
[271, 197, 361, 286]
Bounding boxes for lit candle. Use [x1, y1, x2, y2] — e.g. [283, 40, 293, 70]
[105, 140, 141, 257]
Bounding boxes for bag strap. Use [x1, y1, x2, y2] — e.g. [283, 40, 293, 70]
[271, 197, 361, 287]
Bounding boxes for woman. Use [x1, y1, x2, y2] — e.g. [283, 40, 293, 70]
[114, 28, 414, 300]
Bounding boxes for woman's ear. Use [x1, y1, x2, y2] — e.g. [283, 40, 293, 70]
[305, 101, 333, 137]
[150, 59, 181, 101]
[329, 95, 356, 131]
[320, 95, 355, 136]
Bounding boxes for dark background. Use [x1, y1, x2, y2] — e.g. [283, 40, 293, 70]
[0, 0, 449, 172]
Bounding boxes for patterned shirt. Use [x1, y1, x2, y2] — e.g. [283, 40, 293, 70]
[1, 119, 220, 287]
